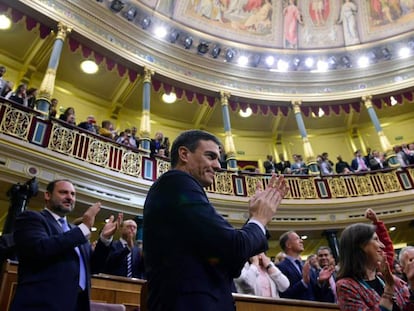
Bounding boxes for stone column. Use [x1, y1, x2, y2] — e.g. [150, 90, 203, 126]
[35, 23, 72, 117]
[362, 95, 397, 167]
[139, 67, 154, 154]
[220, 91, 237, 170]
[292, 100, 318, 174]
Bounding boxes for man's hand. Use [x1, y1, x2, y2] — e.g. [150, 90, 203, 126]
[82, 202, 101, 229]
[101, 213, 123, 240]
[302, 261, 311, 284]
[248, 175, 289, 226]
[318, 265, 335, 283]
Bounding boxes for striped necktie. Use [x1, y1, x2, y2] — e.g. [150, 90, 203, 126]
[59, 218, 87, 290]
[127, 250, 133, 278]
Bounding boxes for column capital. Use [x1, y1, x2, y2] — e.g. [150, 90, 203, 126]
[220, 91, 231, 106]
[56, 22, 72, 41]
[291, 100, 302, 113]
[362, 95, 373, 109]
[143, 67, 154, 83]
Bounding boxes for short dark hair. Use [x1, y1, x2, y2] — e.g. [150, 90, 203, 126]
[279, 231, 294, 252]
[170, 130, 221, 168]
[46, 179, 73, 193]
[337, 223, 376, 280]
[317, 246, 332, 255]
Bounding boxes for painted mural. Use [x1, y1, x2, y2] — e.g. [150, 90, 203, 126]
[137, 0, 414, 48]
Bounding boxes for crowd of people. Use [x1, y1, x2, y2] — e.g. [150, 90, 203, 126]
[263, 145, 414, 176]
[0, 129, 413, 311]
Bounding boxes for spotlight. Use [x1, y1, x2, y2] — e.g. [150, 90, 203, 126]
[169, 30, 179, 43]
[124, 6, 137, 21]
[368, 51, 377, 63]
[211, 45, 221, 58]
[237, 55, 249, 66]
[327, 56, 338, 69]
[225, 49, 235, 62]
[304, 57, 314, 69]
[249, 54, 261, 67]
[381, 47, 391, 60]
[341, 55, 351, 68]
[197, 42, 209, 54]
[184, 36, 193, 49]
[291, 57, 301, 70]
[265, 56, 274, 67]
[357, 56, 370, 68]
[110, 0, 125, 12]
[141, 16, 151, 29]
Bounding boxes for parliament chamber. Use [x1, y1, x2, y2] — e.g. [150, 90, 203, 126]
[0, 0, 414, 310]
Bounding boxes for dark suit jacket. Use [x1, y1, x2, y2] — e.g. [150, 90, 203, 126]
[10, 209, 95, 311]
[98, 239, 145, 279]
[351, 157, 369, 171]
[310, 268, 336, 303]
[143, 170, 268, 311]
[277, 258, 315, 301]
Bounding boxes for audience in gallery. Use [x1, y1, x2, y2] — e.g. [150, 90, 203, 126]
[289, 154, 308, 175]
[234, 252, 290, 298]
[0, 65, 7, 96]
[78, 115, 98, 134]
[59, 106, 76, 122]
[49, 98, 59, 117]
[263, 154, 277, 174]
[335, 155, 352, 174]
[274, 251, 287, 265]
[26, 87, 38, 109]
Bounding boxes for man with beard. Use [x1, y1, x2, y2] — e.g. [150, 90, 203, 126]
[10, 179, 121, 311]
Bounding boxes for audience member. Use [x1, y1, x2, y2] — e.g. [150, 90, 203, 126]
[219, 144, 227, 169]
[335, 155, 352, 174]
[351, 149, 369, 172]
[1, 80, 13, 98]
[66, 112, 76, 126]
[312, 246, 337, 303]
[161, 136, 171, 158]
[129, 126, 139, 148]
[78, 115, 98, 134]
[336, 223, 409, 311]
[369, 150, 388, 171]
[59, 107, 75, 122]
[394, 261, 407, 281]
[395, 145, 409, 168]
[0, 65, 7, 96]
[399, 246, 414, 310]
[263, 154, 277, 174]
[403, 143, 414, 165]
[143, 129, 288, 311]
[49, 98, 58, 117]
[99, 120, 115, 139]
[10, 179, 122, 311]
[150, 131, 164, 157]
[308, 254, 320, 273]
[5, 83, 27, 106]
[320, 152, 334, 175]
[95, 219, 145, 279]
[290, 154, 308, 175]
[26, 87, 38, 109]
[277, 231, 315, 301]
[234, 252, 289, 298]
[274, 251, 287, 265]
[276, 153, 291, 174]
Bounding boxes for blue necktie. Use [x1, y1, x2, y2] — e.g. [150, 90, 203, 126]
[59, 218, 87, 290]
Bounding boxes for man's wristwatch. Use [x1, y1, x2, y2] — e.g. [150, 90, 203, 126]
[266, 263, 275, 271]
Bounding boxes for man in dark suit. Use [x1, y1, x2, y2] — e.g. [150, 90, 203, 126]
[99, 219, 145, 279]
[277, 231, 315, 301]
[311, 246, 337, 303]
[351, 149, 369, 172]
[263, 155, 277, 174]
[10, 179, 121, 311]
[275, 153, 291, 174]
[143, 130, 288, 311]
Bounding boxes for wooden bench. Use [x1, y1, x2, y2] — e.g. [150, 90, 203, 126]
[1, 261, 339, 311]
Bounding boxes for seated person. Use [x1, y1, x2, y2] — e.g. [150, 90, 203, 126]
[234, 252, 289, 298]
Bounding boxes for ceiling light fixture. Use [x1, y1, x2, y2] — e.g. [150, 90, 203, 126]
[162, 92, 177, 104]
[390, 96, 398, 106]
[211, 45, 221, 58]
[0, 14, 11, 30]
[80, 60, 99, 74]
[389, 226, 396, 231]
[239, 107, 252, 118]
[237, 55, 248, 66]
[184, 36, 193, 49]
[154, 26, 167, 38]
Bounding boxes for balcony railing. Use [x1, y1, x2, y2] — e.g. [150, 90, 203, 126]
[1, 99, 413, 200]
